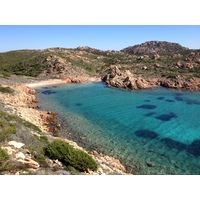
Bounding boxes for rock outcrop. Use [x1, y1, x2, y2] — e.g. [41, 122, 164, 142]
[159, 77, 200, 91]
[102, 66, 200, 91]
[40, 55, 90, 79]
[102, 65, 154, 90]
[0, 84, 60, 133]
[2, 141, 40, 174]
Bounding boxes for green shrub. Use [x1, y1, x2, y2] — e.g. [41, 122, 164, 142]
[36, 155, 49, 168]
[0, 85, 14, 94]
[0, 119, 17, 142]
[0, 146, 9, 165]
[22, 120, 41, 133]
[45, 139, 98, 172]
[38, 135, 49, 144]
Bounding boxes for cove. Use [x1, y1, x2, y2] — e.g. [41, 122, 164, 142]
[36, 81, 200, 175]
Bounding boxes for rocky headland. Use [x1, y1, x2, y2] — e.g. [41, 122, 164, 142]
[102, 65, 200, 91]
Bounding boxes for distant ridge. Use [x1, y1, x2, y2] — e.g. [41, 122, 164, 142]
[121, 41, 189, 55]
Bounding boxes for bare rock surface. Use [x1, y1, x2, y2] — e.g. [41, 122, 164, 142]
[102, 65, 154, 90]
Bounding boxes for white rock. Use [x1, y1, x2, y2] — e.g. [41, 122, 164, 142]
[16, 152, 26, 159]
[8, 141, 25, 149]
[18, 158, 40, 169]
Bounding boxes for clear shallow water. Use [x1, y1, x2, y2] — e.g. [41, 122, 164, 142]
[36, 82, 200, 174]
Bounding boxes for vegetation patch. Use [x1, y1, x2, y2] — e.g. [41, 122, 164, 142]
[45, 139, 98, 172]
[0, 109, 41, 143]
[0, 85, 14, 94]
[0, 146, 9, 166]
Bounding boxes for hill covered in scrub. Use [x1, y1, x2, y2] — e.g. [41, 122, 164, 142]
[121, 41, 190, 55]
[0, 41, 199, 84]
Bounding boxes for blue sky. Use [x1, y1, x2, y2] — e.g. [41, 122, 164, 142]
[0, 25, 200, 52]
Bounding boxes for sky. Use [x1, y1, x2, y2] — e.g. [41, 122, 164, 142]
[0, 25, 200, 52]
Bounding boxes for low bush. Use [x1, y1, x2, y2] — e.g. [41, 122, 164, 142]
[0, 85, 14, 94]
[0, 146, 9, 166]
[35, 155, 49, 168]
[45, 139, 98, 172]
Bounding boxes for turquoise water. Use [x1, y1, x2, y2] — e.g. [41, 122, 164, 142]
[36, 82, 200, 174]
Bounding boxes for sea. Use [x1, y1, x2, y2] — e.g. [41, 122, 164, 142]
[36, 81, 200, 175]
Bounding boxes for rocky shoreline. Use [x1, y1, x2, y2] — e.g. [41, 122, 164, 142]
[102, 65, 200, 91]
[0, 75, 130, 175]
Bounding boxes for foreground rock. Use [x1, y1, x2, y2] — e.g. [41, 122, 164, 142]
[2, 141, 40, 174]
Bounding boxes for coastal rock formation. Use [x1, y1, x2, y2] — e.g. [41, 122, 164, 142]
[102, 65, 153, 90]
[0, 84, 60, 133]
[39, 110, 60, 134]
[102, 65, 200, 91]
[7, 85, 38, 108]
[159, 77, 200, 91]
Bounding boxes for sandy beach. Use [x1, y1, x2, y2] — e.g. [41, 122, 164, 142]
[25, 77, 102, 88]
[25, 79, 68, 88]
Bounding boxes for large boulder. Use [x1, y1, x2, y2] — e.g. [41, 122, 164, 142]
[102, 66, 152, 90]
[8, 141, 25, 149]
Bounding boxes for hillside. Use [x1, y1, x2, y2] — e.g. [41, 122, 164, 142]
[0, 41, 200, 89]
[121, 41, 189, 55]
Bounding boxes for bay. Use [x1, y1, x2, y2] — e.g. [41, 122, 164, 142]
[36, 82, 200, 174]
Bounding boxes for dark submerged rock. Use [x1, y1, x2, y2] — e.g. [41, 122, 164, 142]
[161, 138, 187, 151]
[135, 129, 158, 139]
[185, 98, 200, 105]
[42, 90, 56, 95]
[155, 112, 177, 121]
[165, 99, 175, 103]
[75, 102, 83, 106]
[187, 140, 200, 157]
[174, 96, 183, 101]
[136, 104, 157, 110]
[156, 97, 165, 100]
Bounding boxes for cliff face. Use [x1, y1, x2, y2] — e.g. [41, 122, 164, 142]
[121, 41, 189, 55]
